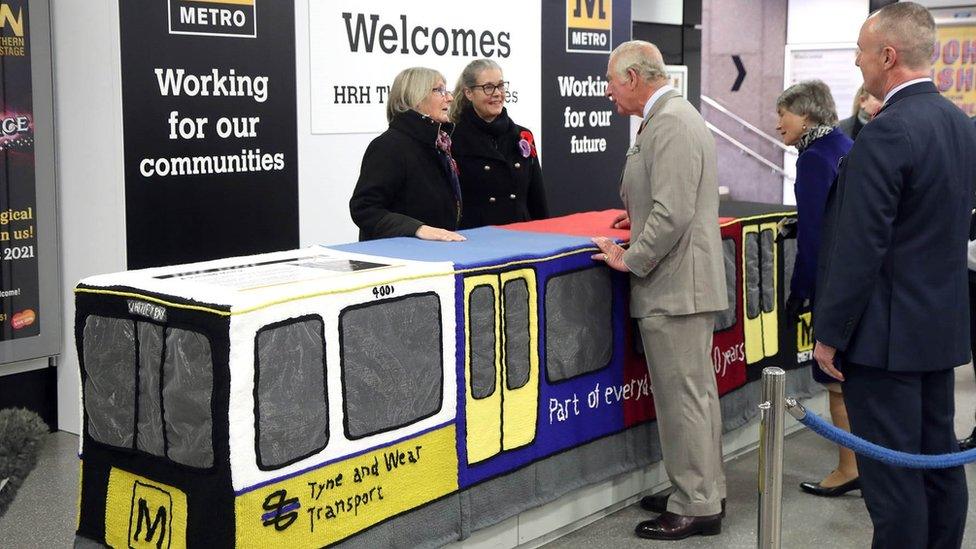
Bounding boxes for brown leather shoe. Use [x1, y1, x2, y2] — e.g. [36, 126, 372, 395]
[635, 511, 722, 540]
[639, 490, 726, 518]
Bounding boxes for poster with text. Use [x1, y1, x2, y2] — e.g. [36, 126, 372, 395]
[541, 0, 631, 215]
[120, 0, 299, 269]
[933, 24, 976, 115]
[0, 0, 40, 341]
[308, 0, 541, 136]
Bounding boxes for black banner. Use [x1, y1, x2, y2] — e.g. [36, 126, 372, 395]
[0, 0, 40, 340]
[120, 0, 298, 269]
[541, 0, 631, 215]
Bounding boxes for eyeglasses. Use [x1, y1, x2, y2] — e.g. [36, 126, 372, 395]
[431, 87, 453, 97]
[472, 81, 509, 95]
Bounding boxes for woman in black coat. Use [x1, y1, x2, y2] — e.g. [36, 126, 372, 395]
[349, 67, 466, 242]
[450, 59, 548, 229]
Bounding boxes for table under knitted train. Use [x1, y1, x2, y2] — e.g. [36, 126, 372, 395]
[74, 205, 817, 548]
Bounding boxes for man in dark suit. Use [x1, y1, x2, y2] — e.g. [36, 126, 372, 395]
[813, 3, 976, 548]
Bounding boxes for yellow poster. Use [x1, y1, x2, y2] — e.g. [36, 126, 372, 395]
[933, 25, 976, 115]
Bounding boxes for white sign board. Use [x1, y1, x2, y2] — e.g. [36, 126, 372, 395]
[782, 44, 860, 205]
[308, 0, 541, 136]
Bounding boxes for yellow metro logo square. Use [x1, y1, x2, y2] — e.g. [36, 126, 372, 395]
[566, 0, 611, 31]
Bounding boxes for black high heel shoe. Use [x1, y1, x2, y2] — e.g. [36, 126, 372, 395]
[799, 477, 860, 497]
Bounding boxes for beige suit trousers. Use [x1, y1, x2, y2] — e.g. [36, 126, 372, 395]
[638, 312, 727, 516]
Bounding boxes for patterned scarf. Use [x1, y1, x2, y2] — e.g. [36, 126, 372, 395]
[435, 129, 463, 225]
[795, 125, 835, 154]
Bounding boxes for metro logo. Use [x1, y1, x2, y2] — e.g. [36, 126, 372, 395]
[105, 468, 188, 549]
[566, 0, 612, 54]
[130, 482, 171, 549]
[168, 0, 256, 38]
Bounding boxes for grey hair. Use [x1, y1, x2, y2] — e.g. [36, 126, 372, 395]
[450, 59, 502, 122]
[386, 67, 446, 124]
[609, 40, 667, 83]
[777, 80, 839, 127]
[870, 2, 936, 70]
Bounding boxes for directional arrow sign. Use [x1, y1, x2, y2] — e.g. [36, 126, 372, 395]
[731, 55, 747, 92]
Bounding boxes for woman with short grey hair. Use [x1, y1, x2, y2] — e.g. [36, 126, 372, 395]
[350, 67, 466, 241]
[776, 79, 858, 498]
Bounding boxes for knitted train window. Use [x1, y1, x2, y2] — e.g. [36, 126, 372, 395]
[83, 316, 136, 449]
[82, 316, 214, 468]
[760, 230, 775, 312]
[544, 267, 612, 382]
[715, 238, 738, 331]
[468, 285, 497, 399]
[744, 229, 776, 319]
[162, 328, 214, 468]
[504, 278, 531, 390]
[136, 323, 164, 456]
[339, 293, 444, 439]
[255, 316, 328, 470]
[782, 237, 797, 304]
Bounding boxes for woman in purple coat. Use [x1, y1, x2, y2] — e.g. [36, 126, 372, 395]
[776, 80, 858, 497]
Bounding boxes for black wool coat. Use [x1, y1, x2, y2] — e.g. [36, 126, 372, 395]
[349, 109, 460, 241]
[451, 107, 548, 229]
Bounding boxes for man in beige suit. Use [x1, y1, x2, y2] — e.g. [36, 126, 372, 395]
[592, 40, 728, 541]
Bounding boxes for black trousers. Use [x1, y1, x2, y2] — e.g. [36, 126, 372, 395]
[970, 276, 976, 378]
[843, 363, 967, 549]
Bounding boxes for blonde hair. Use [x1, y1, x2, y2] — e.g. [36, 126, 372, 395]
[386, 67, 446, 123]
[851, 85, 867, 117]
[450, 59, 502, 122]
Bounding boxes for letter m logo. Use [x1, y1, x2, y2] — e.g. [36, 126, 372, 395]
[129, 481, 173, 549]
[565, 0, 612, 53]
[573, 0, 606, 19]
[796, 312, 814, 352]
[0, 5, 23, 37]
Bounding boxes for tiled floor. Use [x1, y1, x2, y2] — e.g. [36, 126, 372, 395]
[2, 366, 975, 548]
[544, 365, 976, 548]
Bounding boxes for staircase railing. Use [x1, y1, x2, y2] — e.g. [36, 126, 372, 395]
[701, 95, 794, 181]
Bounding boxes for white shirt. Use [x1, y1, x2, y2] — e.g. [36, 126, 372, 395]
[642, 84, 675, 120]
[883, 77, 932, 106]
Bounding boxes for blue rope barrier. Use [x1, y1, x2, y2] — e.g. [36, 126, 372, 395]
[793, 404, 976, 469]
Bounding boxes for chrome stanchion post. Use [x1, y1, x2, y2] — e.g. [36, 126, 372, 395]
[758, 367, 786, 549]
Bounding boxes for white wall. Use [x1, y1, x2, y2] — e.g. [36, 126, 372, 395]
[52, 1, 127, 434]
[632, 0, 683, 25]
[295, 2, 369, 246]
[787, 0, 867, 45]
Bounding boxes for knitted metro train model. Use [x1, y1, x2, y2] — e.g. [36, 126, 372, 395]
[73, 204, 816, 548]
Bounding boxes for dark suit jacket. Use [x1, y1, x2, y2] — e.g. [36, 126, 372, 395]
[837, 115, 864, 141]
[791, 128, 852, 302]
[815, 81, 976, 372]
[349, 110, 460, 241]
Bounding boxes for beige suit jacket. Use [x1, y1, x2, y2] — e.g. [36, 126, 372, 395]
[621, 90, 728, 317]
